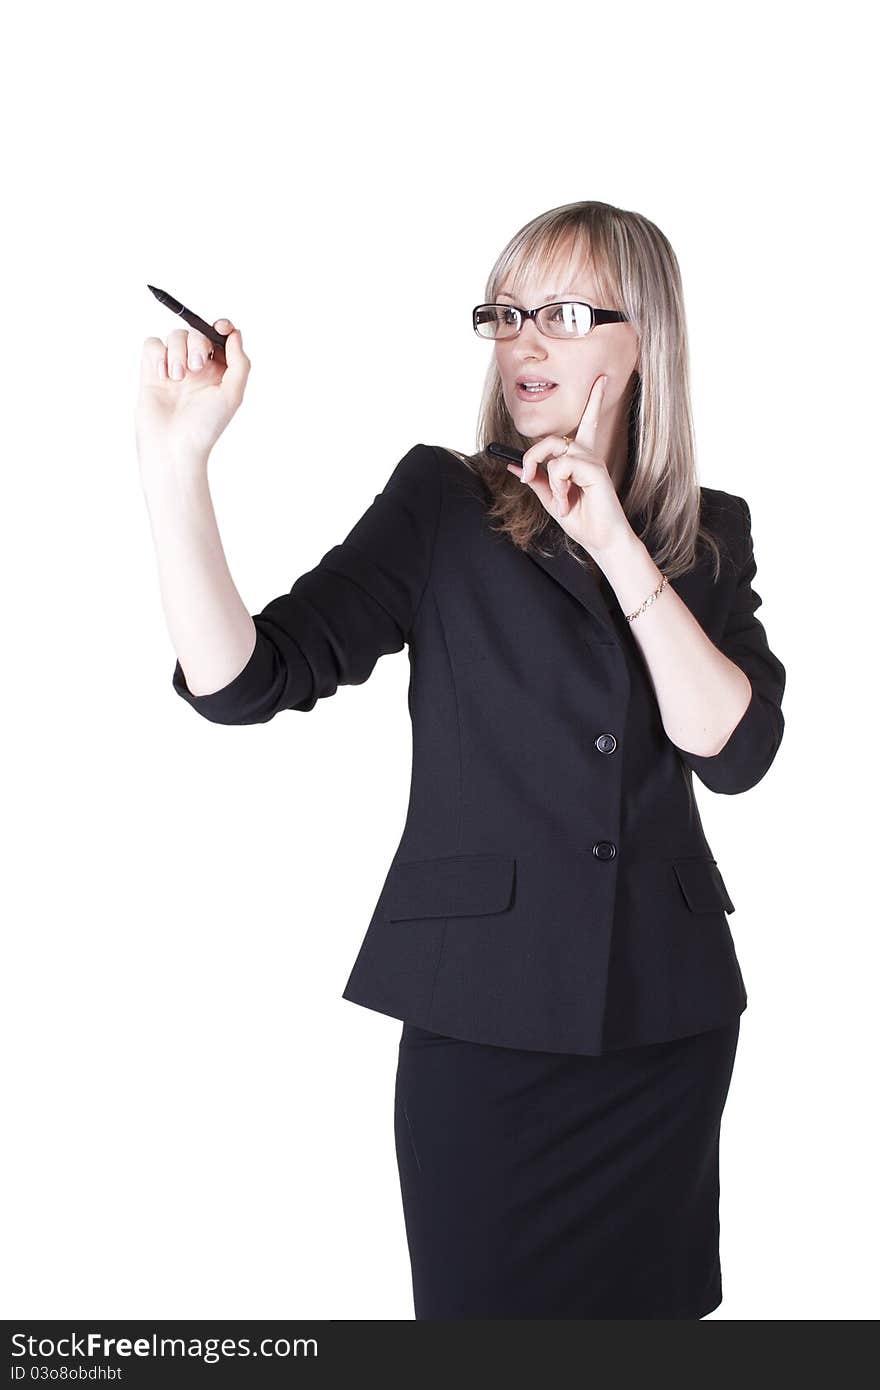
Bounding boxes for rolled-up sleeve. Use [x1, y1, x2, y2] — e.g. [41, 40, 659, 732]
[673, 496, 786, 795]
[171, 442, 442, 725]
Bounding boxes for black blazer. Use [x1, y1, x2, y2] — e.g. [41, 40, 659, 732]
[172, 443, 786, 1056]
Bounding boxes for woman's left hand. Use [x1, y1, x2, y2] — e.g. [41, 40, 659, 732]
[507, 374, 634, 555]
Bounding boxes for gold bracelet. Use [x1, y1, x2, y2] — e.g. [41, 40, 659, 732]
[625, 572, 668, 623]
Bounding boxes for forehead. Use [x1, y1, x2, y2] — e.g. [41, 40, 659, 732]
[497, 243, 604, 300]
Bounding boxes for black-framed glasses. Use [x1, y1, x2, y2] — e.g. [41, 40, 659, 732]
[472, 300, 629, 340]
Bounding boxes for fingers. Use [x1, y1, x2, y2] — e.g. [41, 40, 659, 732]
[521, 441, 564, 486]
[164, 327, 212, 379]
[212, 317, 232, 358]
[140, 318, 244, 384]
[574, 373, 608, 445]
[546, 460, 571, 509]
[186, 327, 213, 372]
[515, 449, 572, 523]
[215, 317, 250, 396]
[140, 335, 168, 384]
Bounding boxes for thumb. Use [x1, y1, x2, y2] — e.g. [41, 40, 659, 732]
[213, 317, 243, 352]
[214, 318, 249, 390]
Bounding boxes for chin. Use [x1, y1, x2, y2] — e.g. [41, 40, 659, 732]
[520, 416, 569, 440]
[511, 402, 568, 425]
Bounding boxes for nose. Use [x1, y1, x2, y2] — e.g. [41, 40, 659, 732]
[512, 318, 549, 359]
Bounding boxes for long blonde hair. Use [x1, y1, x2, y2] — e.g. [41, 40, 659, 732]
[446, 200, 731, 582]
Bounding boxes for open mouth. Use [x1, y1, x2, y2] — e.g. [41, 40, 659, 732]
[515, 381, 558, 401]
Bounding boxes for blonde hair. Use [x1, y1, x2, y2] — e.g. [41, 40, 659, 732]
[445, 200, 731, 582]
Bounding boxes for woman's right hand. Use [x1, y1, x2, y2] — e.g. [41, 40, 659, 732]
[135, 317, 251, 474]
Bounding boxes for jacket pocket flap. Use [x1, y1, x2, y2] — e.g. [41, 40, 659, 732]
[385, 853, 516, 921]
[673, 856, 736, 914]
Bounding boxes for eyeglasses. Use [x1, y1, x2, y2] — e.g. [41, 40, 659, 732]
[473, 300, 629, 340]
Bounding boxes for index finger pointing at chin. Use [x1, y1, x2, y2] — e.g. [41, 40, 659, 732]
[574, 374, 608, 446]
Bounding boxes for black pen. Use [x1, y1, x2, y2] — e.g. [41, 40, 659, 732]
[147, 285, 230, 358]
[488, 442, 525, 465]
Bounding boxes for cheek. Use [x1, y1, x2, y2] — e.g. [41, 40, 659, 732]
[563, 355, 608, 396]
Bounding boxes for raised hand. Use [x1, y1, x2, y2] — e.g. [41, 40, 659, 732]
[507, 374, 634, 556]
[135, 317, 250, 474]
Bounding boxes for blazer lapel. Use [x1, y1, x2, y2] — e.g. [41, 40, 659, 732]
[523, 541, 620, 645]
[524, 521, 729, 654]
[523, 497, 666, 645]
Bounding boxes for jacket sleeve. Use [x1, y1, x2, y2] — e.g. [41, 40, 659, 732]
[171, 442, 442, 725]
[672, 495, 786, 795]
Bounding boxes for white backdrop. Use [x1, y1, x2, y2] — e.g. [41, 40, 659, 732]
[3, 0, 876, 1321]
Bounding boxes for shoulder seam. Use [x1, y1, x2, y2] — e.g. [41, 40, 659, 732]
[407, 445, 444, 634]
[738, 493, 752, 570]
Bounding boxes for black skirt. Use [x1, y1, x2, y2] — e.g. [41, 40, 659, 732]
[394, 1017, 740, 1319]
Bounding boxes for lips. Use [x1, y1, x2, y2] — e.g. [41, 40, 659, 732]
[515, 380, 559, 401]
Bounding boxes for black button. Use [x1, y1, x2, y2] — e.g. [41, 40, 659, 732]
[593, 840, 617, 860]
[594, 733, 617, 754]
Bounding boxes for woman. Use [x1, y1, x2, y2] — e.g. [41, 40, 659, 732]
[136, 200, 786, 1319]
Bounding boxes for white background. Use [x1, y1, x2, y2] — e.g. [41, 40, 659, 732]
[3, 0, 876, 1321]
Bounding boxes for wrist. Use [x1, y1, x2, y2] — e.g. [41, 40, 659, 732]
[139, 447, 210, 489]
[139, 456, 213, 516]
[587, 524, 645, 568]
[591, 530, 664, 615]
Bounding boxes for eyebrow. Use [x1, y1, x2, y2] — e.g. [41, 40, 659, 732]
[495, 290, 595, 303]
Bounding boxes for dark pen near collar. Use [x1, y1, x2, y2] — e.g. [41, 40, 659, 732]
[488, 442, 552, 476]
[147, 285, 230, 358]
[488, 442, 525, 465]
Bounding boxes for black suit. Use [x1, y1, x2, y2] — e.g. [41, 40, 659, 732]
[172, 443, 785, 1057]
